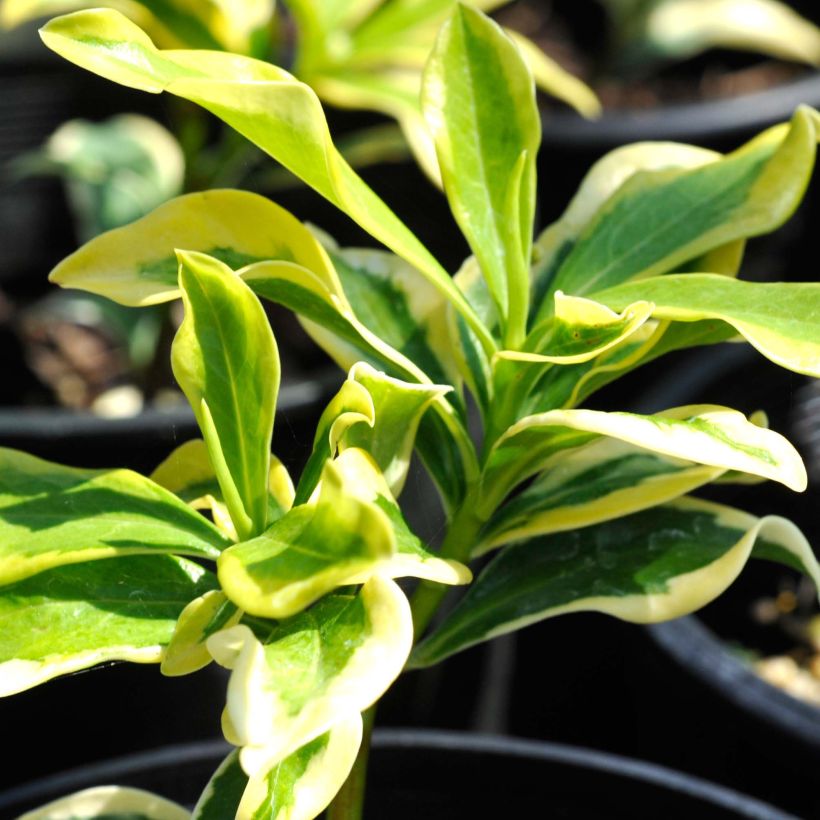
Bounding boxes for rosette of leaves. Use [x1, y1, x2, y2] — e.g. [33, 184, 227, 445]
[5, 4, 820, 817]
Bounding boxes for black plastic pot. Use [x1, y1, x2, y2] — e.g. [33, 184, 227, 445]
[0, 730, 801, 819]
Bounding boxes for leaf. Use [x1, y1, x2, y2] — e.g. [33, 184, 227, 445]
[172, 251, 279, 541]
[49, 189, 340, 307]
[160, 590, 241, 677]
[217, 459, 394, 618]
[208, 575, 411, 774]
[479, 404, 807, 518]
[236, 717, 362, 820]
[192, 751, 248, 820]
[644, 0, 820, 66]
[332, 447, 471, 586]
[594, 274, 820, 378]
[0, 448, 227, 586]
[17, 786, 190, 820]
[477, 438, 723, 555]
[40, 9, 496, 356]
[152, 439, 295, 541]
[412, 497, 820, 666]
[0, 555, 217, 696]
[532, 107, 819, 321]
[422, 4, 539, 343]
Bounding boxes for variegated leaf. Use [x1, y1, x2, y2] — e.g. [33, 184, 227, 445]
[479, 404, 807, 518]
[0, 555, 217, 696]
[0, 448, 227, 586]
[208, 575, 411, 775]
[412, 497, 820, 666]
[217, 459, 394, 619]
[17, 786, 190, 820]
[172, 251, 278, 541]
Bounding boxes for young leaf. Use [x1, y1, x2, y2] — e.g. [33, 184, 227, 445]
[217, 459, 395, 619]
[479, 404, 807, 517]
[422, 3, 539, 343]
[17, 785, 190, 820]
[172, 251, 279, 542]
[40, 9, 496, 356]
[0, 555, 217, 696]
[208, 576, 411, 775]
[594, 274, 820, 378]
[0, 448, 227, 586]
[476, 439, 723, 555]
[49, 189, 342, 307]
[533, 107, 820, 320]
[412, 497, 820, 666]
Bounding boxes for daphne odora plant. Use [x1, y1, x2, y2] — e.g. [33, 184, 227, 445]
[5, 5, 820, 819]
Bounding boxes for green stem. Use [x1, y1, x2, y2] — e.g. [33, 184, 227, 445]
[326, 707, 376, 820]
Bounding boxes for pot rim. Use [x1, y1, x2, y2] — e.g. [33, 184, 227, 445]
[540, 72, 820, 147]
[649, 617, 820, 750]
[0, 729, 797, 819]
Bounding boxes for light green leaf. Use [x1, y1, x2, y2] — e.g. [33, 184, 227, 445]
[0, 448, 227, 587]
[40, 9, 495, 356]
[49, 189, 340, 307]
[479, 404, 807, 518]
[217, 458, 394, 619]
[644, 0, 820, 66]
[594, 274, 820, 378]
[477, 438, 723, 555]
[17, 785, 190, 820]
[0, 555, 217, 696]
[422, 4, 539, 344]
[533, 107, 819, 320]
[208, 575, 411, 775]
[332, 447, 472, 586]
[160, 589, 241, 677]
[412, 497, 820, 666]
[172, 251, 279, 542]
[237, 717, 362, 820]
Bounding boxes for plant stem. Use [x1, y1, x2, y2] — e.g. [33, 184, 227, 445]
[326, 706, 376, 820]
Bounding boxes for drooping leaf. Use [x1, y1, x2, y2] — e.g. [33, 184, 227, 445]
[476, 438, 723, 555]
[412, 497, 820, 666]
[594, 274, 820, 378]
[533, 107, 819, 321]
[40, 9, 496, 356]
[208, 575, 411, 775]
[17, 785, 190, 820]
[236, 717, 363, 820]
[479, 404, 807, 518]
[422, 3, 539, 342]
[160, 590, 241, 677]
[172, 251, 279, 541]
[217, 459, 394, 619]
[0, 555, 217, 696]
[49, 189, 340, 307]
[0, 448, 227, 586]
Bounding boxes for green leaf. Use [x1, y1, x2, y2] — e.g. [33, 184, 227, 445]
[151, 439, 295, 541]
[49, 189, 340, 307]
[0, 555, 217, 696]
[412, 497, 820, 666]
[17, 786, 190, 820]
[172, 251, 279, 541]
[479, 404, 807, 518]
[160, 590, 241, 677]
[192, 751, 247, 820]
[0, 448, 227, 586]
[236, 718, 362, 820]
[533, 107, 819, 321]
[217, 459, 395, 619]
[422, 3, 539, 344]
[40, 9, 496, 357]
[642, 0, 820, 66]
[208, 575, 410, 774]
[594, 274, 820, 378]
[477, 438, 723, 555]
